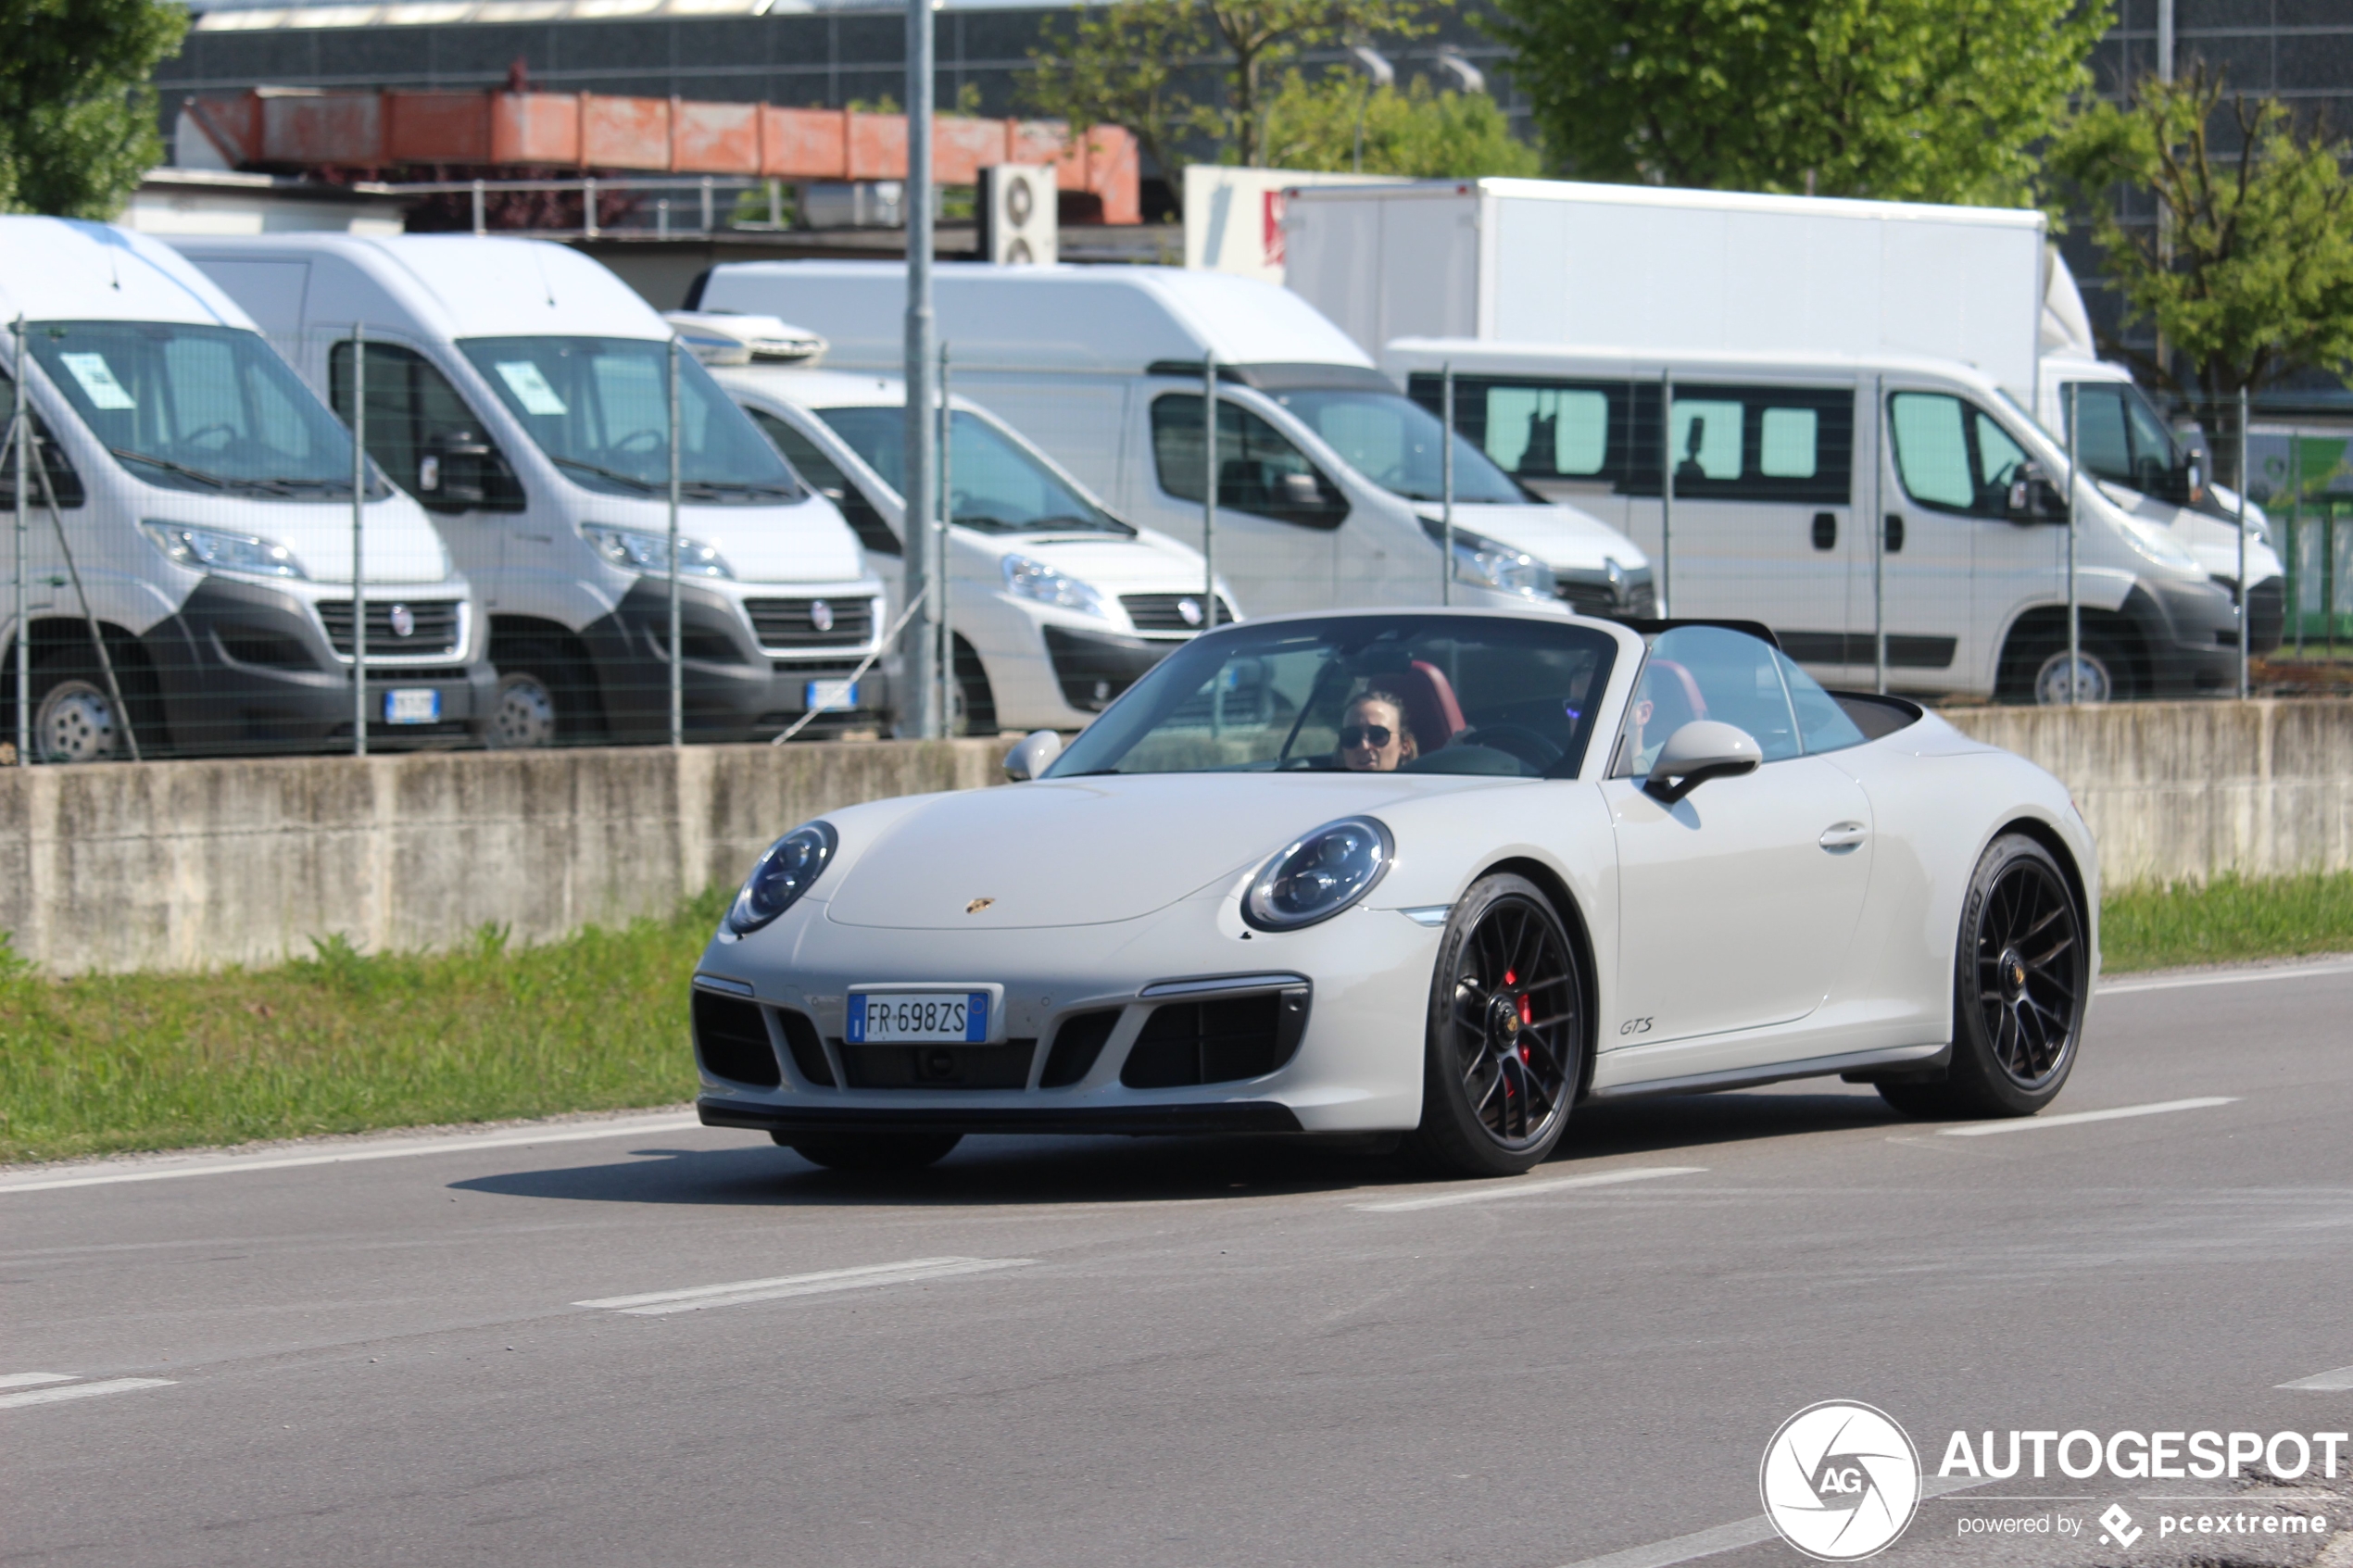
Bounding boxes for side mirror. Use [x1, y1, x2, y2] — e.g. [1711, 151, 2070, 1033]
[1644, 721, 1762, 805]
[1274, 470, 1323, 508]
[1001, 728, 1063, 781]
[426, 429, 497, 506]
[2006, 463, 2066, 524]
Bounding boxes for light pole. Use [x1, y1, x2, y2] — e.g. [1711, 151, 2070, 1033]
[902, 0, 939, 738]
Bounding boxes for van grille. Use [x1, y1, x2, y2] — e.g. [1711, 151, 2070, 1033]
[319, 599, 462, 658]
[744, 597, 874, 650]
[1119, 987, 1309, 1089]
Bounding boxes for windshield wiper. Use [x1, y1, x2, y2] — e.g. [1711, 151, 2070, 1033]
[548, 455, 660, 494]
[111, 447, 233, 490]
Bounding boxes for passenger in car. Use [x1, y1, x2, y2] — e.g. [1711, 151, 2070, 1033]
[1335, 688, 1418, 771]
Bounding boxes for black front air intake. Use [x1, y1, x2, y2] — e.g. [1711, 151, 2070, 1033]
[693, 991, 781, 1087]
[1040, 1009, 1122, 1087]
[1120, 987, 1309, 1089]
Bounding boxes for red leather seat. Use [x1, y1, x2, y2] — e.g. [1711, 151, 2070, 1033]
[1641, 659, 1706, 732]
[1389, 660, 1468, 754]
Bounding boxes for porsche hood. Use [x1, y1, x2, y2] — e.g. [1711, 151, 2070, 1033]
[821, 772, 1480, 930]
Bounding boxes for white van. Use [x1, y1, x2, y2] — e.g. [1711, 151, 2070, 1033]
[711, 362, 1233, 732]
[685, 262, 1653, 621]
[171, 234, 890, 745]
[0, 218, 495, 761]
[1381, 338, 2246, 704]
[2039, 355, 2285, 651]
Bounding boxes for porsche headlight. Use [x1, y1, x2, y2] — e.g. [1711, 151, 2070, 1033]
[1243, 816, 1393, 932]
[727, 821, 837, 934]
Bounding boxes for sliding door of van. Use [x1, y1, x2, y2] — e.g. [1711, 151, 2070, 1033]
[1881, 387, 2062, 695]
[1148, 391, 1346, 616]
[1660, 383, 1858, 671]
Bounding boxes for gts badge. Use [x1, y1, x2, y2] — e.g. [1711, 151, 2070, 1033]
[1617, 1017, 1655, 1036]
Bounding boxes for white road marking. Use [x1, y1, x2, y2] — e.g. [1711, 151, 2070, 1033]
[576, 1256, 1035, 1316]
[2101, 959, 2353, 997]
[0, 1112, 703, 1195]
[1938, 1097, 2236, 1137]
[1355, 1166, 1706, 1213]
[1551, 1475, 1992, 1568]
[0, 1374, 75, 1389]
[2278, 1363, 2353, 1391]
[0, 1378, 174, 1411]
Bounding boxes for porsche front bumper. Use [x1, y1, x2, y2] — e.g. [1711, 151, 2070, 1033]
[689, 893, 1443, 1136]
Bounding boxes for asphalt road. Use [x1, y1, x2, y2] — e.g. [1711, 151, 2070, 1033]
[6, 959, 2351, 1568]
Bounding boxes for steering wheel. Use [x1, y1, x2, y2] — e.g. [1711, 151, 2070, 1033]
[612, 429, 665, 456]
[1452, 723, 1563, 770]
[181, 422, 240, 451]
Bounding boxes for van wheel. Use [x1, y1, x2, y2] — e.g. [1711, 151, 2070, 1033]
[31, 653, 125, 764]
[486, 638, 585, 747]
[2006, 627, 2132, 706]
[951, 635, 998, 737]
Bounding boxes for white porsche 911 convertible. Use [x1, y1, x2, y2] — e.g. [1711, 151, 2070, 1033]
[691, 610, 2096, 1178]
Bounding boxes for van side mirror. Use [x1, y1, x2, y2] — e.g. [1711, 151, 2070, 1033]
[1002, 729, 1063, 781]
[1275, 471, 1322, 508]
[2006, 463, 2067, 523]
[1643, 721, 1762, 805]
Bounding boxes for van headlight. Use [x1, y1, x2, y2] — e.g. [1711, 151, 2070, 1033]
[583, 524, 734, 579]
[142, 521, 308, 580]
[1441, 528, 1554, 598]
[1243, 817, 1393, 932]
[1001, 554, 1109, 618]
[727, 822, 837, 935]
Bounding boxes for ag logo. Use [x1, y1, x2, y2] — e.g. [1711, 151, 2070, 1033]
[1759, 1400, 1921, 1562]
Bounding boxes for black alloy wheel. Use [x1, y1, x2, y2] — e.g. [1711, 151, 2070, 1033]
[1412, 873, 1585, 1177]
[1881, 834, 2085, 1120]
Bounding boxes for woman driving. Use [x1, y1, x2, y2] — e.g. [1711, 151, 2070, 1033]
[1335, 688, 1418, 771]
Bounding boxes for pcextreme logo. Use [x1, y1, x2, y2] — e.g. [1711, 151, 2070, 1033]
[1760, 1401, 1923, 1562]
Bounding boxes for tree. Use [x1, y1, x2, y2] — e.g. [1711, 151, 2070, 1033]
[1260, 71, 1541, 178]
[2044, 68, 2353, 488]
[1025, 0, 1441, 211]
[1483, 0, 2105, 206]
[0, 0, 188, 219]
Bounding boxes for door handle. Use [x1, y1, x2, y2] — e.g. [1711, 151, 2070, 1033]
[1818, 822, 1869, 851]
[1811, 512, 1837, 550]
[1883, 513, 1906, 553]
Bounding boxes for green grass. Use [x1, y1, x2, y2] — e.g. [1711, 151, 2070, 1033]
[2, 873, 2347, 1165]
[0, 889, 725, 1166]
[2101, 872, 2353, 973]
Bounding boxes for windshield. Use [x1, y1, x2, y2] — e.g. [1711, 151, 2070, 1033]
[458, 336, 804, 502]
[29, 320, 382, 499]
[1047, 614, 1617, 780]
[814, 406, 1131, 534]
[1269, 388, 1527, 504]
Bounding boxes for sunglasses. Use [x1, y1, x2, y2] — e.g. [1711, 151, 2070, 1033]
[1338, 724, 1395, 749]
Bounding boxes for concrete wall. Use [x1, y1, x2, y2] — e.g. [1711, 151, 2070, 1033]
[0, 739, 1011, 976]
[1944, 700, 2353, 891]
[1, 700, 2346, 976]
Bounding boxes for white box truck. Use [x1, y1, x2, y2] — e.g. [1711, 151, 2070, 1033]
[1287, 178, 2284, 651]
[685, 261, 1655, 622]
[173, 234, 892, 746]
[0, 217, 497, 761]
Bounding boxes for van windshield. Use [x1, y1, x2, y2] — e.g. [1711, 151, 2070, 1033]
[458, 336, 805, 503]
[29, 320, 383, 499]
[814, 406, 1130, 534]
[1269, 387, 1528, 504]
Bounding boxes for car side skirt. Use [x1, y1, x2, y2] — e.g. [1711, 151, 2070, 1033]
[1583, 1042, 1950, 1102]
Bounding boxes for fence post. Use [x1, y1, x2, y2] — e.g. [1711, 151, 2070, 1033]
[2237, 387, 2250, 700]
[2067, 382, 2081, 704]
[352, 322, 368, 757]
[472, 178, 486, 235]
[12, 315, 26, 764]
[937, 339, 953, 727]
[1202, 351, 1218, 629]
[584, 176, 599, 240]
[902, 0, 939, 740]
[1441, 362, 1454, 607]
[1871, 373, 1887, 696]
[668, 337, 683, 747]
[1659, 370, 1675, 618]
[700, 175, 715, 233]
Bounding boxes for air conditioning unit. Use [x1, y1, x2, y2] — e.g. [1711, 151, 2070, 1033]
[664, 312, 828, 367]
[979, 164, 1057, 266]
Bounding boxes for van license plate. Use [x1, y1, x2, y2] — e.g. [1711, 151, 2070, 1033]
[384, 689, 440, 724]
[805, 679, 858, 713]
[847, 990, 991, 1044]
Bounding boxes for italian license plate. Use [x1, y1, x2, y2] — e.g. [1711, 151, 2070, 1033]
[805, 678, 858, 713]
[847, 988, 993, 1044]
[384, 688, 440, 724]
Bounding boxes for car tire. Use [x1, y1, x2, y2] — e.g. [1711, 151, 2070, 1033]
[951, 635, 999, 737]
[2006, 624, 2133, 706]
[31, 650, 127, 764]
[1879, 834, 2086, 1120]
[774, 1131, 963, 1172]
[1408, 873, 1585, 1178]
[485, 637, 590, 747]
